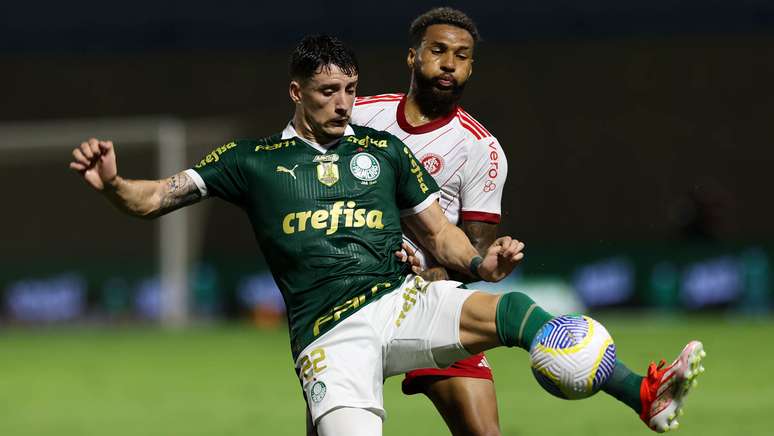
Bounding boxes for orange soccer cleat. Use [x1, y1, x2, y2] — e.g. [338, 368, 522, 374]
[640, 340, 706, 432]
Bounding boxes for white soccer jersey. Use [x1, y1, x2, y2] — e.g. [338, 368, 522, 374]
[352, 93, 508, 268]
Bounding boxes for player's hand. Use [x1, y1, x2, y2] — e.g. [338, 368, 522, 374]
[394, 242, 423, 275]
[69, 138, 118, 191]
[477, 236, 525, 282]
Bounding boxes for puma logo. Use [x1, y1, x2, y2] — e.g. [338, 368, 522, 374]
[276, 164, 299, 180]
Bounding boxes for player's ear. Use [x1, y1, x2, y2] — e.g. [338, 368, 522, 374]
[289, 80, 302, 105]
[406, 48, 416, 71]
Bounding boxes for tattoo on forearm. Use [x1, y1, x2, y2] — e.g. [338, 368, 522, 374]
[160, 172, 201, 211]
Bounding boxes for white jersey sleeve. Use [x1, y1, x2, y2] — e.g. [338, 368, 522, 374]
[459, 136, 508, 224]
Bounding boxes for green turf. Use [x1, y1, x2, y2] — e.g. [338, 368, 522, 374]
[0, 315, 771, 435]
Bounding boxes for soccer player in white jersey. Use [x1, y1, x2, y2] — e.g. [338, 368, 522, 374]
[351, 8, 506, 436]
[351, 8, 707, 435]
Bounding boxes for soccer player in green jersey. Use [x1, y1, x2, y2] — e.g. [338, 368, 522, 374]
[70, 35, 705, 435]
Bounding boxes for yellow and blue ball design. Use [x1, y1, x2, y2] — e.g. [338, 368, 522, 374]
[529, 314, 616, 400]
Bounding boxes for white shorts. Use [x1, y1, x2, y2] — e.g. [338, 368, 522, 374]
[295, 275, 476, 425]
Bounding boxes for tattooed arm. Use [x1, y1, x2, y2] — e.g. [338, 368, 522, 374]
[69, 138, 202, 219]
[103, 172, 201, 218]
[420, 220, 499, 282]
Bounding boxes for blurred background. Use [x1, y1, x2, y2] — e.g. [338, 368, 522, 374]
[1, 1, 772, 435]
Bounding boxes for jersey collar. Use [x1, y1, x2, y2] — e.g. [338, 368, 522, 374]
[281, 122, 355, 141]
[281, 122, 355, 153]
[281, 122, 355, 154]
[396, 94, 458, 134]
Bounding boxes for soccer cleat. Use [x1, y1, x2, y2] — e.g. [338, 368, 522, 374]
[640, 340, 706, 433]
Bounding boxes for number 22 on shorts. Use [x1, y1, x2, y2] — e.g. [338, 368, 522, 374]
[300, 348, 327, 381]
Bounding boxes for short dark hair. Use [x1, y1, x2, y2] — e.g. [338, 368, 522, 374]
[409, 7, 480, 48]
[289, 34, 359, 82]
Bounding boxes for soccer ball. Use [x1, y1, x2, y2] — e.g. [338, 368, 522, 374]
[529, 314, 617, 400]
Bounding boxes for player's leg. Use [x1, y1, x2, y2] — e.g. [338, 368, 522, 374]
[418, 376, 501, 436]
[296, 302, 387, 435]
[460, 292, 643, 414]
[401, 353, 500, 436]
[460, 291, 705, 433]
[316, 407, 382, 436]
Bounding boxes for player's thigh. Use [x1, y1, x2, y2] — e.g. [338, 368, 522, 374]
[458, 291, 502, 355]
[424, 377, 501, 436]
[316, 407, 382, 436]
[383, 278, 476, 376]
[295, 312, 385, 425]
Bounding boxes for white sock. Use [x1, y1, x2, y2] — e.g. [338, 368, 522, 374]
[315, 407, 382, 436]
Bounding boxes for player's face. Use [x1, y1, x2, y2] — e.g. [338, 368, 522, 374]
[290, 65, 358, 143]
[408, 24, 474, 104]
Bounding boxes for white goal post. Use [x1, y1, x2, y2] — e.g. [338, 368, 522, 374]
[0, 116, 239, 327]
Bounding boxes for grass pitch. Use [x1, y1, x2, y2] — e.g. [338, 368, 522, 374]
[1, 315, 771, 436]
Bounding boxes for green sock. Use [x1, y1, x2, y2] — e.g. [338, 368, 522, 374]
[495, 292, 553, 350]
[602, 359, 644, 414]
[495, 293, 644, 414]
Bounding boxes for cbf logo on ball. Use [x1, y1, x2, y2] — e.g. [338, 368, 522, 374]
[350, 152, 380, 184]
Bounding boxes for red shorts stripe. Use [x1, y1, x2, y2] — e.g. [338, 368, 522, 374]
[402, 353, 493, 395]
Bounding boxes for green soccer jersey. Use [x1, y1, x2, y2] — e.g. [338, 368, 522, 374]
[191, 123, 439, 357]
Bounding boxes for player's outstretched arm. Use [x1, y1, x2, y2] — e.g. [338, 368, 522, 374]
[420, 220, 500, 282]
[402, 201, 524, 282]
[69, 138, 202, 218]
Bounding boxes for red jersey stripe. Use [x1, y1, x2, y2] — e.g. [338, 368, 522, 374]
[440, 159, 467, 188]
[355, 94, 404, 103]
[442, 138, 466, 157]
[354, 97, 402, 106]
[396, 95, 457, 134]
[458, 109, 492, 137]
[355, 95, 402, 102]
[414, 127, 454, 154]
[461, 211, 501, 224]
[360, 93, 404, 99]
[361, 108, 385, 126]
[456, 110, 486, 138]
[457, 115, 483, 139]
[468, 114, 492, 137]
[457, 110, 490, 138]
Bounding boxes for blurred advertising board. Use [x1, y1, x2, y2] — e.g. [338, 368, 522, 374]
[1, 244, 770, 324]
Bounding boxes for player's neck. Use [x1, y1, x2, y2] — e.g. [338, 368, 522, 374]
[404, 91, 456, 127]
[292, 116, 340, 147]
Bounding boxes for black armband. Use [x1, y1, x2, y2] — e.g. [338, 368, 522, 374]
[469, 255, 483, 280]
